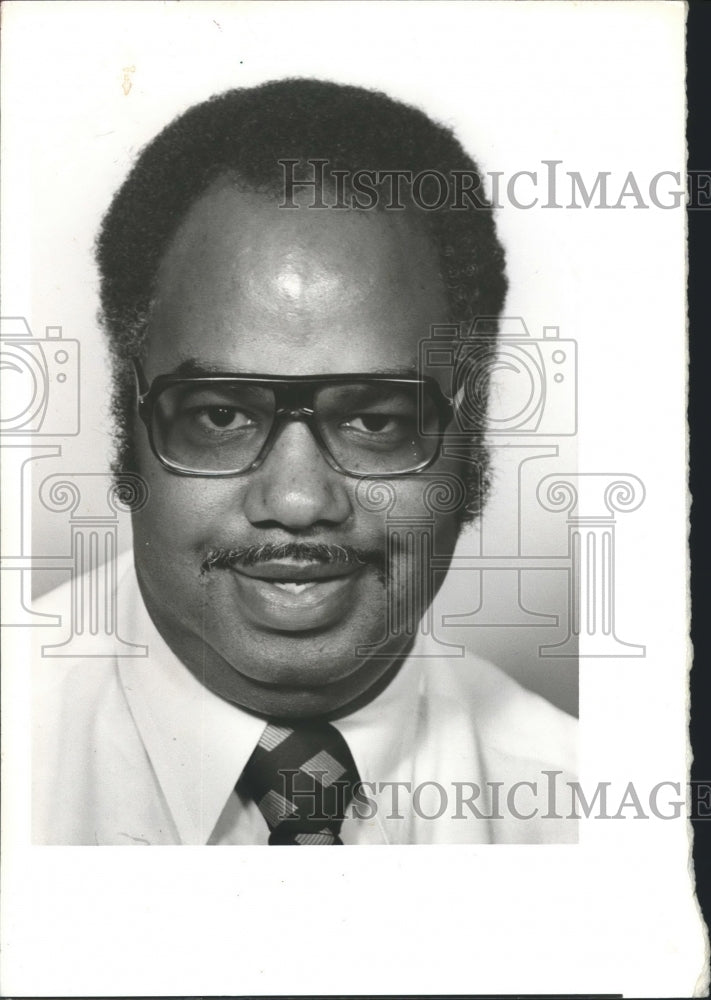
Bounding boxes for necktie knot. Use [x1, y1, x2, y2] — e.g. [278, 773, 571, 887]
[241, 721, 360, 845]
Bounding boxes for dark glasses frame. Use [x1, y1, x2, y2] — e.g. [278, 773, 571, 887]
[133, 359, 455, 478]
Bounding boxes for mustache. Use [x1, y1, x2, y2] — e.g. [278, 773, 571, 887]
[201, 542, 387, 576]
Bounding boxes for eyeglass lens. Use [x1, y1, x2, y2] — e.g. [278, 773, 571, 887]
[151, 380, 441, 474]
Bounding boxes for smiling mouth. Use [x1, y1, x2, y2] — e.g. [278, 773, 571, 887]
[231, 558, 361, 583]
[237, 568, 357, 598]
[223, 559, 368, 632]
[270, 580, 320, 594]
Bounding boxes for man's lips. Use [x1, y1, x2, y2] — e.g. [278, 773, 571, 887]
[229, 559, 361, 582]
[218, 558, 372, 631]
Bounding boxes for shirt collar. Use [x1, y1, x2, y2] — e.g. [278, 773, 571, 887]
[117, 559, 265, 844]
[117, 555, 426, 845]
[334, 640, 424, 788]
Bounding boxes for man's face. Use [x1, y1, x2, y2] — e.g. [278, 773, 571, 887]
[132, 181, 463, 718]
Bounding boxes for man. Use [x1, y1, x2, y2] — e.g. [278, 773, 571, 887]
[32, 78, 576, 845]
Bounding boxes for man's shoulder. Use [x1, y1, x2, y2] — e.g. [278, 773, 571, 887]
[426, 645, 577, 774]
[31, 548, 137, 698]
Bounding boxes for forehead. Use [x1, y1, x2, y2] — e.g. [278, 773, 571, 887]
[144, 181, 449, 377]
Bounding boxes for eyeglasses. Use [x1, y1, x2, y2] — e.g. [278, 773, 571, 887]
[134, 361, 454, 477]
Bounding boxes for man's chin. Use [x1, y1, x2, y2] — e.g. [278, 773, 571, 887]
[211, 628, 396, 691]
[212, 646, 406, 721]
[181, 613, 412, 718]
[136, 559, 409, 718]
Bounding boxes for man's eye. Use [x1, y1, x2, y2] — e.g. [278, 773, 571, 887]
[193, 407, 254, 431]
[343, 414, 401, 434]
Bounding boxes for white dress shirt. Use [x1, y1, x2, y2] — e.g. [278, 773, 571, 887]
[32, 551, 577, 845]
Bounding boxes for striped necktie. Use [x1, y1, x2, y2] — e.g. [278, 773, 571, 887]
[241, 721, 360, 845]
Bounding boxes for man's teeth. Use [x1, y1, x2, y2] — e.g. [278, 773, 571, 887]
[272, 580, 318, 594]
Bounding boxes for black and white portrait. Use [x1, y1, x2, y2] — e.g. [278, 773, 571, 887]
[1, 2, 703, 995]
[28, 73, 581, 848]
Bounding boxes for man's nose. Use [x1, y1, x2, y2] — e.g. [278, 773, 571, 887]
[242, 419, 352, 530]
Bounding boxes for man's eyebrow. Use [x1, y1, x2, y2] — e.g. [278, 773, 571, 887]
[168, 358, 240, 377]
[165, 358, 422, 378]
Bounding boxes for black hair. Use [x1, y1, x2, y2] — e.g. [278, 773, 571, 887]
[96, 77, 507, 519]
